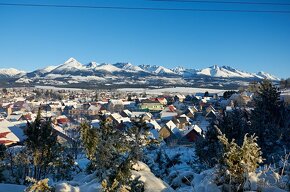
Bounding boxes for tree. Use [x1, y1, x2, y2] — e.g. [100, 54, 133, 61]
[195, 124, 223, 168]
[250, 79, 287, 161]
[24, 110, 59, 180]
[219, 109, 250, 146]
[80, 122, 98, 171]
[80, 119, 148, 190]
[0, 144, 6, 182]
[2, 88, 8, 95]
[217, 133, 263, 191]
[280, 78, 290, 89]
[223, 90, 237, 99]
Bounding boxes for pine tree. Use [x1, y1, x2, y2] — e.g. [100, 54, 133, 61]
[80, 119, 148, 190]
[220, 109, 250, 146]
[217, 133, 263, 191]
[0, 144, 6, 182]
[195, 123, 223, 167]
[24, 109, 59, 180]
[80, 122, 98, 163]
[250, 79, 286, 161]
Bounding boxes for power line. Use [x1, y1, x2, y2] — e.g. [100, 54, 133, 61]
[0, 2, 290, 14]
[149, 0, 290, 6]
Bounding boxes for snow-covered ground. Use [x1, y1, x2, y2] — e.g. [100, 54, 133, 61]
[118, 87, 228, 95]
[34, 86, 84, 91]
[55, 161, 173, 192]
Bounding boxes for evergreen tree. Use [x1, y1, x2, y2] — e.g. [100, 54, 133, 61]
[80, 119, 148, 190]
[250, 79, 286, 161]
[0, 144, 6, 182]
[195, 123, 223, 167]
[223, 90, 237, 99]
[24, 109, 59, 180]
[80, 122, 98, 161]
[217, 133, 263, 191]
[219, 109, 250, 146]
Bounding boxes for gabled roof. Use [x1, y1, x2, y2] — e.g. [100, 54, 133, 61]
[182, 124, 202, 136]
[121, 109, 132, 117]
[110, 113, 131, 124]
[145, 120, 161, 131]
[205, 110, 217, 118]
[131, 111, 152, 119]
[165, 120, 181, 136]
[0, 120, 21, 145]
[88, 105, 100, 111]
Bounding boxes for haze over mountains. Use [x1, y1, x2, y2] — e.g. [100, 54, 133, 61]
[0, 58, 280, 89]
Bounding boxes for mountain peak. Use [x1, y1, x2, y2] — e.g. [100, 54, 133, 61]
[86, 62, 98, 68]
[210, 65, 219, 70]
[64, 57, 78, 64]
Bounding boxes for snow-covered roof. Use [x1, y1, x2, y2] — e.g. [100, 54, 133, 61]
[145, 120, 161, 131]
[91, 119, 100, 128]
[165, 120, 181, 136]
[111, 113, 131, 124]
[0, 120, 22, 145]
[131, 112, 152, 118]
[109, 99, 123, 105]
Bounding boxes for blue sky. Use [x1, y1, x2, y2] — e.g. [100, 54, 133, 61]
[0, 0, 290, 78]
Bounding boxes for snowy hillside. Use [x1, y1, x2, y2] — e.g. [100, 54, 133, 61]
[0, 68, 26, 78]
[255, 71, 280, 81]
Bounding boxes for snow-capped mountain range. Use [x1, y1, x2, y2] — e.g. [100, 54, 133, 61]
[0, 58, 280, 88]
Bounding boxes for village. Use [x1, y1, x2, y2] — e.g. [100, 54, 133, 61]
[0, 87, 260, 147]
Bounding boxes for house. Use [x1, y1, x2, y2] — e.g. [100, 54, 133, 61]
[159, 120, 181, 140]
[205, 105, 216, 114]
[120, 109, 132, 118]
[52, 124, 74, 143]
[91, 119, 100, 128]
[173, 114, 190, 130]
[6, 111, 23, 122]
[156, 97, 167, 106]
[175, 94, 186, 102]
[158, 120, 183, 145]
[108, 99, 124, 113]
[123, 101, 137, 111]
[184, 107, 197, 119]
[182, 124, 202, 142]
[13, 101, 31, 112]
[0, 119, 26, 145]
[106, 113, 131, 125]
[138, 99, 164, 111]
[205, 110, 217, 120]
[145, 119, 162, 131]
[160, 106, 178, 121]
[131, 112, 152, 121]
[63, 105, 75, 115]
[55, 115, 70, 125]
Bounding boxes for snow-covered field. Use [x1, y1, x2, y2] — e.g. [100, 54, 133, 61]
[34, 86, 84, 91]
[118, 87, 228, 95]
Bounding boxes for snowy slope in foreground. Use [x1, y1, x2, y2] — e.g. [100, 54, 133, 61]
[55, 161, 173, 192]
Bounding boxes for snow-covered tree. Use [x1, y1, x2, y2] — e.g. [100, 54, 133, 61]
[220, 109, 250, 146]
[24, 110, 59, 180]
[195, 124, 223, 167]
[250, 79, 288, 161]
[217, 132, 263, 191]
